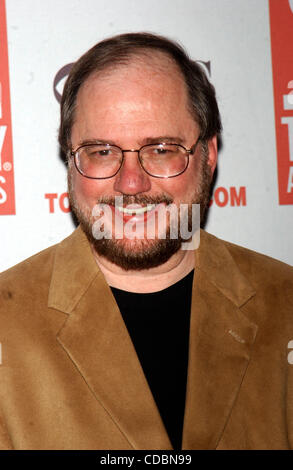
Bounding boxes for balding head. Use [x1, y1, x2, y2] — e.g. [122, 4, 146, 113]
[59, 32, 222, 156]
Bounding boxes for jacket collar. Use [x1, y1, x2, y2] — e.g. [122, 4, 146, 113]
[48, 226, 99, 313]
[48, 227, 258, 449]
[195, 230, 256, 307]
[48, 228, 255, 313]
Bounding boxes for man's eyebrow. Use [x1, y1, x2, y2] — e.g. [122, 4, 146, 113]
[76, 139, 116, 147]
[76, 136, 186, 147]
[140, 136, 185, 145]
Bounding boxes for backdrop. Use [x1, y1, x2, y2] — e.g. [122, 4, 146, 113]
[0, 0, 292, 271]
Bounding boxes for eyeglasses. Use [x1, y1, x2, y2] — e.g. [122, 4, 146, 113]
[70, 137, 201, 179]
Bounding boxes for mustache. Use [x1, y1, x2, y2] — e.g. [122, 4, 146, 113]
[96, 194, 173, 206]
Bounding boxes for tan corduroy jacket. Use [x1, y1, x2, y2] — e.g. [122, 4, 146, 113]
[0, 227, 293, 450]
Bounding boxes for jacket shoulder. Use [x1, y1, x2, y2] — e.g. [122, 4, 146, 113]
[204, 232, 293, 312]
[200, 231, 293, 332]
[0, 243, 57, 280]
[221, 236, 293, 281]
[0, 243, 58, 307]
[202, 230, 293, 277]
[200, 230, 293, 303]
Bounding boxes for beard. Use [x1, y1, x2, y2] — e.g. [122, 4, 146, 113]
[68, 154, 212, 271]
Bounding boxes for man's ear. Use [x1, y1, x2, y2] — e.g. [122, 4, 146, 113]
[207, 135, 218, 176]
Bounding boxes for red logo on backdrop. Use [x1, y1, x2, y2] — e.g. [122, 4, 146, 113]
[0, 0, 15, 214]
[269, 0, 293, 204]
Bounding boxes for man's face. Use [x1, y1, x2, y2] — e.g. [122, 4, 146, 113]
[68, 56, 217, 270]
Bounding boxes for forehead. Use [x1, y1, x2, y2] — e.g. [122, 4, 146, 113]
[72, 54, 197, 142]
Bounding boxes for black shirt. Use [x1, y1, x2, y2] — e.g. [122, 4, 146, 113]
[111, 269, 194, 450]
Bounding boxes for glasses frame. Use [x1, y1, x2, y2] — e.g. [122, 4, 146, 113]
[70, 136, 201, 180]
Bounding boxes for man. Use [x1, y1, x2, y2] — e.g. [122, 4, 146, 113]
[0, 32, 293, 450]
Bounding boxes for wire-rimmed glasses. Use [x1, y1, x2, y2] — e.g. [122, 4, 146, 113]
[70, 136, 201, 179]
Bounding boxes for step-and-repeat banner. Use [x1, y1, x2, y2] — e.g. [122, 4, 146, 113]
[0, 0, 292, 271]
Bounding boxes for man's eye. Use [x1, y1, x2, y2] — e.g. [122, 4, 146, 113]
[153, 147, 176, 155]
[154, 147, 172, 155]
[86, 148, 111, 157]
[98, 149, 111, 156]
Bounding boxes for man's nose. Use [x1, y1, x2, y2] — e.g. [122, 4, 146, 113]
[113, 151, 151, 195]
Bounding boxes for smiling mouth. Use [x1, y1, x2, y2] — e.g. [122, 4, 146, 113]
[116, 204, 156, 215]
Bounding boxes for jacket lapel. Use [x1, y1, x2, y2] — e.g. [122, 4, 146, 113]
[48, 227, 172, 450]
[182, 231, 258, 449]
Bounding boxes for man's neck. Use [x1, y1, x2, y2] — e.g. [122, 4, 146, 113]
[92, 247, 195, 293]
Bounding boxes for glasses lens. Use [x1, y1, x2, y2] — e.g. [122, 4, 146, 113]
[75, 145, 122, 178]
[140, 144, 188, 177]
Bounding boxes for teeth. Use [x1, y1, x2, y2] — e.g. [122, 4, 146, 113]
[117, 204, 156, 215]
